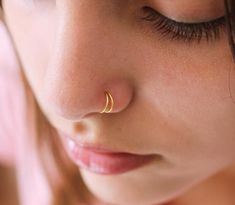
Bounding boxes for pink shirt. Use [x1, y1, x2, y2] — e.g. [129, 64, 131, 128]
[0, 21, 52, 205]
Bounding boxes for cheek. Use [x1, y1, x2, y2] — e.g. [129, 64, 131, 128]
[133, 39, 235, 172]
[4, 2, 56, 99]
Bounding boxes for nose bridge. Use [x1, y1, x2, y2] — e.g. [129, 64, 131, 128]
[43, 1, 134, 121]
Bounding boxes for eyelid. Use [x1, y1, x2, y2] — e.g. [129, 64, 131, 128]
[140, 6, 226, 43]
[142, 6, 225, 25]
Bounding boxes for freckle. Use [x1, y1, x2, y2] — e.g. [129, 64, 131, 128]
[74, 123, 87, 135]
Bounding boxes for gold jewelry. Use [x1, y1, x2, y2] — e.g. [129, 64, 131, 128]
[100, 91, 114, 113]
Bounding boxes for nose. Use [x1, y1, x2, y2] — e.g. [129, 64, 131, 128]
[42, 1, 134, 121]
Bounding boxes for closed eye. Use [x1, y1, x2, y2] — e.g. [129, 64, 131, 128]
[140, 6, 226, 44]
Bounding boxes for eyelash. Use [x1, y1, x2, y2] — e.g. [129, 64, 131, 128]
[141, 6, 226, 43]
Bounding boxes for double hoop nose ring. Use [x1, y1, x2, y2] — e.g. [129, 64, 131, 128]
[100, 91, 114, 113]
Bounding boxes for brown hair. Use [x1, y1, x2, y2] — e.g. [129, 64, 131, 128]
[1, 1, 235, 205]
[225, 0, 235, 61]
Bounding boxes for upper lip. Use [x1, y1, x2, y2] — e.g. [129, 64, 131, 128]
[68, 138, 139, 154]
[75, 141, 124, 153]
[61, 131, 147, 155]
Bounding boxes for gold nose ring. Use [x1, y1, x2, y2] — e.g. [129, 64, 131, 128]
[100, 91, 114, 113]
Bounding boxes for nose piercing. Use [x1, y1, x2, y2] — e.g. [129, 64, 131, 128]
[100, 91, 114, 113]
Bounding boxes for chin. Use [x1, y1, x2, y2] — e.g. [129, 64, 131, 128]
[78, 168, 187, 205]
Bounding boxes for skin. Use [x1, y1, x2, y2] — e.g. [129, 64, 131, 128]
[1, 0, 235, 204]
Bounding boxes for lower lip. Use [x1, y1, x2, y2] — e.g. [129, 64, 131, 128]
[66, 139, 155, 175]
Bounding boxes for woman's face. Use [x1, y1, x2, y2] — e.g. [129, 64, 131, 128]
[2, 0, 235, 204]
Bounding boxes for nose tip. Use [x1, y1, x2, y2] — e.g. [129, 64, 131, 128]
[43, 77, 134, 121]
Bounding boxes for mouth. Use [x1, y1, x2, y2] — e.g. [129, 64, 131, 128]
[60, 131, 156, 175]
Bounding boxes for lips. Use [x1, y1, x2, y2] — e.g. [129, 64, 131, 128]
[60, 132, 155, 175]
